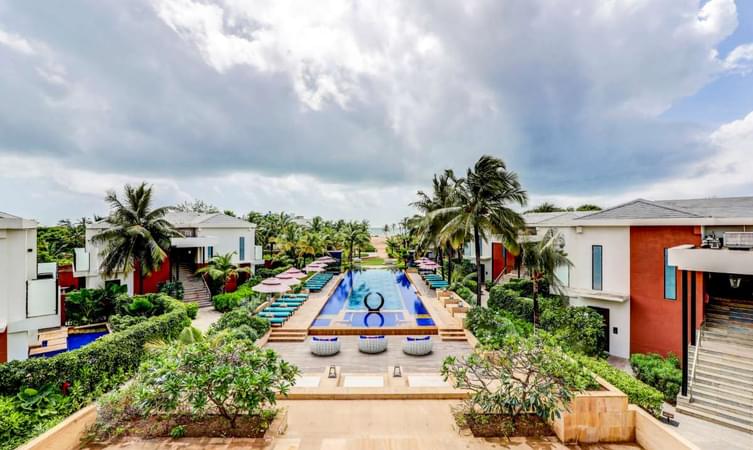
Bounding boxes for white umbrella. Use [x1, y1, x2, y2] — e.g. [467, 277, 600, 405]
[317, 256, 337, 263]
[304, 265, 325, 273]
[252, 277, 290, 294]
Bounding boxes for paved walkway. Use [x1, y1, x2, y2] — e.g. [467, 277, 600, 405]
[662, 404, 753, 450]
[191, 306, 222, 332]
[406, 272, 464, 330]
[266, 336, 471, 373]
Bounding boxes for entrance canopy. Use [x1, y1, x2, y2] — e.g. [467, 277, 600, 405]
[668, 244, 753, 276]
[170, 236, 217, 248]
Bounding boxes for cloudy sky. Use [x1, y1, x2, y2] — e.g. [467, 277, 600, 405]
[1, 0, 752, 226]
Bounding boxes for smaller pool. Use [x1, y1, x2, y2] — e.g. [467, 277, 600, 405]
[31, 327, 109, 358]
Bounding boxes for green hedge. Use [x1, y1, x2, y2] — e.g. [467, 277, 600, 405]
[629, 353, 682, 403]
[212, 283, 259, 312]
[0, 299, 191, 395]
[576, 355, 664, 417]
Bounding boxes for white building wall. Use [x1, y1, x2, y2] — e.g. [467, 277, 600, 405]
[82, 228, 134, 294]
[198, 227, 256, 265]
[541, 225, 632, 359]
[1, 226, 61, 361]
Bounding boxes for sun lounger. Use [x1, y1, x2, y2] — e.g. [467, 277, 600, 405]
[402, 336, 433, 356]
[310, 336, 340, 356]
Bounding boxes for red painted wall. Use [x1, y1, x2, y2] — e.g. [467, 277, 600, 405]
[57, 264, 80, 326]
[0, 329, 7, 363]
[135, 257, 172, 294]
[630, 226, 704, 357]
[492, 243, 504, 280]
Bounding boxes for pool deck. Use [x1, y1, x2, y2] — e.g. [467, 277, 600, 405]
[282, 273, 345, 329]
[406, 272, 463, 331]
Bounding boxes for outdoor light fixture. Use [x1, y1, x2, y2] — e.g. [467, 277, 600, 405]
[393, 365, 402, 378]
[661, 411, 678, 427]
[729, 276, 742, 289]
[328, 365, 337, 379]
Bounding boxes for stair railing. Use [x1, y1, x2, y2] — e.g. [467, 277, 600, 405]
[688, 321, 705, 402]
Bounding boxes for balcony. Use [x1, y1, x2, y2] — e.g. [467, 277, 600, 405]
[170, 236, 217, 248]
[668, 244, 753, 276]
[73, 247, 91, 275]
[253, 245, 264, 264]
[27, 263, 59, 318]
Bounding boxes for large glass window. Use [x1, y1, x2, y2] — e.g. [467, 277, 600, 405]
[207, 246, 214, 259]
[664, 248, 676, 300]
[239, 236, 245, 260]
[592, 245, 603, 291]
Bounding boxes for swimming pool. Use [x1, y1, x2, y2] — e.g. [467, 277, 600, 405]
[310, 269, 436, 331]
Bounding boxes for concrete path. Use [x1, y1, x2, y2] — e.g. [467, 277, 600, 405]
[191, 306, 222, 332]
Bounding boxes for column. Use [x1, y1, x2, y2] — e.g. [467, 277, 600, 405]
[690, 271, 697, 346]
[681, 270, 689, 397]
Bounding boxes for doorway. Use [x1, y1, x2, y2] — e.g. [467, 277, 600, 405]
[589, 306, 610, 353]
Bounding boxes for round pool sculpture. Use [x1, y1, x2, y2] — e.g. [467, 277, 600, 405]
[364, 291, 385, 312]
[363, 312, 385, 327]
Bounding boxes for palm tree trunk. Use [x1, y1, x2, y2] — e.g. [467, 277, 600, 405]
[447, 246, 454, 284]
[473, 225, 482, 306]
[532, 278, 539, 328]
[438, 247, 445, 278]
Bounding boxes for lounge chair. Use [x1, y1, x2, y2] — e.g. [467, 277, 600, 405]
[402, 336, 432, 356]
[310, 336, 340, 356]
[358, 335, 388, 354]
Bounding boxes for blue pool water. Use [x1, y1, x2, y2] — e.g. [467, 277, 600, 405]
[312, 270, 435, 328]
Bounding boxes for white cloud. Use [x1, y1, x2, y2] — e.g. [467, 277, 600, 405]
[0, 27, 34, 54]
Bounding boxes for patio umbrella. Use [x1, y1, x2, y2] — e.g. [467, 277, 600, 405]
[283, 267, 306, 279]
[276, 273, 301, 285]
[304, 265, 325, 273]
[252, 277, 290, 294]
[317, 256, 337, 263]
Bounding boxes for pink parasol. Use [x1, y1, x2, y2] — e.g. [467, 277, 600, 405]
[275, 273, 301, 285]
[317, 256, 337, 263]
[283, 268, 306, 279]
[252, 277, 290, 293]
[304, 265, 325, 273]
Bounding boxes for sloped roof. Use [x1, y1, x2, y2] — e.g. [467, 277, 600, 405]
[654, 197, 753, 219]
[575, 199, 702, 220]
[522, 212, 571, 225]
[91, 211, 255, 229]
[0, 211, 22, 219]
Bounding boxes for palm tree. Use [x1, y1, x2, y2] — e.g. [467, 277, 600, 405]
[433, 155, 527, 305]
[93, 183, 181, 294]
[521, 229, 572, 325]
[196, 252, 251, 293]
[342, 221, 370, 267]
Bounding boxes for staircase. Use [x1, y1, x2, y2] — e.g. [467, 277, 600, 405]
[178, 263, 212, 308]
[268, 328, 308, 342]
[677, 298, 753, 433]
[438, 328, 468, 342]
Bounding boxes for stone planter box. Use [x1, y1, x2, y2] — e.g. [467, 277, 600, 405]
[19, 405, 288, 450]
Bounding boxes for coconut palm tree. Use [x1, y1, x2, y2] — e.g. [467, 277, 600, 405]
[93, 183, 181, 294]
[432, 155, 527, 305]
[342, 221, 370, 267]
[196, 251, 251, 293]
[521, 229, 572, 325]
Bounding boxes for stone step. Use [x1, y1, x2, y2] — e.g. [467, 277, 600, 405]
[695, 350, 753, 371]
[703, 331, 753, 347]
[694, 366, 753, 386]
[692, 358, 753, 380]
[689, 392, 753, 416]
[693, 373, 753, 394]
[691, 383, 753, 404]
[676, 398, 753, 433]
[691, 387, 753, 410]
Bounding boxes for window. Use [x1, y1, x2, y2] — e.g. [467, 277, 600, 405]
[664, 248, 677, 300]
[207, 246, 214, 259]
[592, 245, 603, 291]
[239, 236, 245, 261]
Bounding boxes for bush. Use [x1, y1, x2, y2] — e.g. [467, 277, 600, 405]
[576, 355, 664, 417]
[159, 281, 184, 300]
[64, 284, 126, 326]
[95, 338, 298, 436]
[540, 305, 604, 356]
[0, 299, 191, 396]
[209, 306, 271, 340]
[629, 353, 682, 403]
[464, 307, 531, 348]
[443, 335, 594, 436]
[212, 283, 262, 312]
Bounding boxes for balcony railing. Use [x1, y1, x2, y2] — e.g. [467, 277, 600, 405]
[73, 248, 90, 273]
[27, 278, 58, 318]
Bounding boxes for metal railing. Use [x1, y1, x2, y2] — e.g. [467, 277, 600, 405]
[688, 321, 705, 402]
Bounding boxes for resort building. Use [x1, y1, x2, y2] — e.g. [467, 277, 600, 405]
[473, 197, 753, 431]
[0, 212, 61, 362]
[72, 211, 263, 304]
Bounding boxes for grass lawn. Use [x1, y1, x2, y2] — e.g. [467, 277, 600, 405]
[360, 257, 385, 266]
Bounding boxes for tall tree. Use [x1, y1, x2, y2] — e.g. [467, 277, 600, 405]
[521, 229, 572, 325]
[174, 199, 219, 213]
[433, 155, 527, 305]
[342, 221, 370, 267]
[93, 183, 180, 294]
[526, 202, 565, 213]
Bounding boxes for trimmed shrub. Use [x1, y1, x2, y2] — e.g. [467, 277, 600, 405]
[209, 306, 271, 340]
[159, 281, 184, 300]
[0, 300, 191, 396]
[212, 283, 260, 312]
[464, 307, 532, 348]
[629, 353, 682, 403]
[540, 305, 604, 356]
[576, 355, 664, 417]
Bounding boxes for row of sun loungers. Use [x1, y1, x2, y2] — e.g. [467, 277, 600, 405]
[421, 272, 449, 289]
[305, 272, 334, 292]
[257, 293, 309, 326]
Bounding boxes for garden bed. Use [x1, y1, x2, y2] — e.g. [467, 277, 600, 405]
[460, 412, 553, 437]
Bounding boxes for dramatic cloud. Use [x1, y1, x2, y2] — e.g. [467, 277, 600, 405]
[0, 0, 751, 223]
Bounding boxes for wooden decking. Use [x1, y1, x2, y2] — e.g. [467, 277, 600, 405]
[406, 272, 468, 342]
[28, 328, 68, 356]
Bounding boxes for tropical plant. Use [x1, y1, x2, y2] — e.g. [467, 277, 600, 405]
[629, 353, 682, 403]
[341, 220, 370, 267]
[196, 251, 251, 293]
[442, 335, 592, 435]
[520, 228, 572, 325]
[526, 202, 566, 213]
[173, 199, 219, 213]
[93, 183, 181, 294]
[576, 204, 602, 211]
[64, 284, 126, 325]
[133, 337, 298, 429]
[431, 156, 527, 305]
